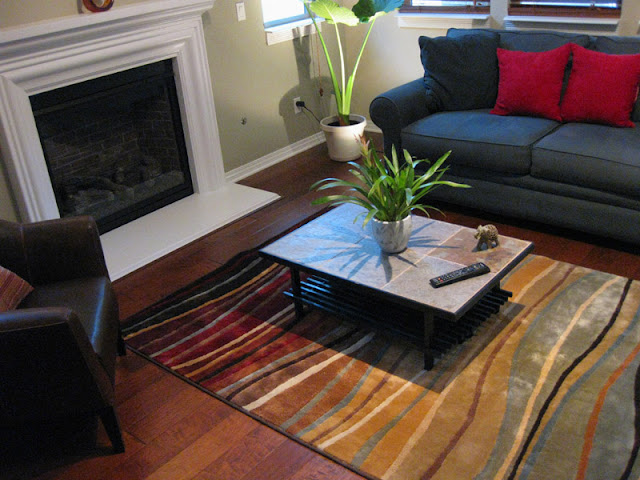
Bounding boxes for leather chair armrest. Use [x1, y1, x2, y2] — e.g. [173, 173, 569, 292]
[21, 216, 110, 285]
[0, 302, 124, 453]
[369, 78, 433, 157]
[0, 307, 115, 401]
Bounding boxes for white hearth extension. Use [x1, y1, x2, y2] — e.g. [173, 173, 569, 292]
[0, 0, 279, 280]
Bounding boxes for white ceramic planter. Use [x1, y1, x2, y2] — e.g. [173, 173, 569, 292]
[320, 114, 367, 162]
[370, 215, 412, 254]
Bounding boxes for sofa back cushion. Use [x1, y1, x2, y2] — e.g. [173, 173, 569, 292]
[593, 36, 640, 122]
[447, 28, 590, 51]
[496, 30, 591, 52]
[419, 31, 499, 112]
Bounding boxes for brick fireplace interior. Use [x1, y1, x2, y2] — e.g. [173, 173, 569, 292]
[31, 60, 194, 234]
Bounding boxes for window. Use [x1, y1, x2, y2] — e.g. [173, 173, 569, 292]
[261, 0, 309, 29]
[400, 0, 490, 14]
[508, 0, 622, 17]
[261, 0, 317, 46]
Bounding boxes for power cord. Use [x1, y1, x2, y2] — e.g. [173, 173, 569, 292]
[296, 100, 321, 123]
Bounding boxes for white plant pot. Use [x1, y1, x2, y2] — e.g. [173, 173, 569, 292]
[320, 114, 367, 162]
[370, 215, 412, 254]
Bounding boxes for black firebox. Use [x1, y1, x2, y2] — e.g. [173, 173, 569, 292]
[30, 60, 193, 234]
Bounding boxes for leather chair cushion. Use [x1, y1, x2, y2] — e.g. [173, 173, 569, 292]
[20, 277, 119, 379]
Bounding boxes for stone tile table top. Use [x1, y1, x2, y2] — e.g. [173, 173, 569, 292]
[260, 204, 534, 320]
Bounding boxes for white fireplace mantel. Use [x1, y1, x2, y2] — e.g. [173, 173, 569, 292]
[0, 0, 279, 279]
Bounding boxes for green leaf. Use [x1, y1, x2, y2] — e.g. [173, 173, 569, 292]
[307, 0, 359, 26]
[362, 208, 378, 227]
[311, 194, 372, 210]
[352, 0, 404, 22]
[309, 176, 340, 186]
[429, 180, 472, 189]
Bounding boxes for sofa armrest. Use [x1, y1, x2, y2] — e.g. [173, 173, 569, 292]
[22, 216, 109, 285]
[369, 78, 432, 156]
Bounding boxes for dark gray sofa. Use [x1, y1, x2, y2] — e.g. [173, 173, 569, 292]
[370, 29, 640, 245]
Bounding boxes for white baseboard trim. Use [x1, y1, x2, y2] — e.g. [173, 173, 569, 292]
[226, 132, 325, 183]
[224, 125, 382, 183]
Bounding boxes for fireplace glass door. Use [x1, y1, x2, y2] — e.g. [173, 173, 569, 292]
[30, 60, 193, 234]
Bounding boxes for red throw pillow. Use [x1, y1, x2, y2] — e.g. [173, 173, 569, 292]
[0, 265, 33, 312]
[561, 43, 640, 127]
[491, 44, 571, 121]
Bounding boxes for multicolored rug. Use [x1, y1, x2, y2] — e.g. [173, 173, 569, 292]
[123, 248, 640, 480]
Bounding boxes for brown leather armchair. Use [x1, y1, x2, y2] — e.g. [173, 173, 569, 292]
[0, 216, 125, 453]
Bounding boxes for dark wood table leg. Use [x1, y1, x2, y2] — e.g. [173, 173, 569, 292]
[290, 267, 305, 319]
[423, 310, 435, 370]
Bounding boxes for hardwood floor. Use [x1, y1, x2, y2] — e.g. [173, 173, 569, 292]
[6, 136, 639, 480]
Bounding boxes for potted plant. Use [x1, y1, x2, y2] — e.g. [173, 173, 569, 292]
[310, 137, 470, 253]
[304, 0, 403, 162]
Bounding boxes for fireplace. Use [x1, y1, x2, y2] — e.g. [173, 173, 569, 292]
[31, 60, 194, 234]
[0, 0, 279, 279]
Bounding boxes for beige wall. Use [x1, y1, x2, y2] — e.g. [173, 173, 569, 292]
[202, 1, 333, 172]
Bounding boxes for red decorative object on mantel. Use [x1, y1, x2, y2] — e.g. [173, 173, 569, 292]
[82, 0, 114, 12]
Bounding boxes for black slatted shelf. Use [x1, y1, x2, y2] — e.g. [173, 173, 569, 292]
[285, 275, 512, 361]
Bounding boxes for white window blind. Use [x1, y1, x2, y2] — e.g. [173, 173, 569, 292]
[509, 0, 622, 16]
[401, 1, 490, 12]
[410, 1, 488, 5]
[510, 1, 620, 6]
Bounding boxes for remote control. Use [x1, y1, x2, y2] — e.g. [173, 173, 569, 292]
[429, 262, 490, 288]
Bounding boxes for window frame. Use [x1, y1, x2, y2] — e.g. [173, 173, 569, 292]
[261, 0, 310, 29]
[400, 0, 490, 14]
[508, 1, 622, 18]
[261, 0, 318, 46]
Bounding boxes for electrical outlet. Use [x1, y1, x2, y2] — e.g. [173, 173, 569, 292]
[293, 97, 302, 115]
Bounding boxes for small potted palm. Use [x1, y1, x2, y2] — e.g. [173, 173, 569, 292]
[304, 0, 403, 162]
[311, 137, 470, 253]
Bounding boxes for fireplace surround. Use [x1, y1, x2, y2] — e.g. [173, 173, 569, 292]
[0, 0, 279, 279]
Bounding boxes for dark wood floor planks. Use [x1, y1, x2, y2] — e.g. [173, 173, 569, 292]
[6, 135, 639, 480]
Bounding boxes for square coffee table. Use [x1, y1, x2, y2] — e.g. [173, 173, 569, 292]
[259, 204, 533, 369]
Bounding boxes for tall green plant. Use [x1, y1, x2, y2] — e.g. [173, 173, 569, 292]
[311, 137, 471, 226]
[304, 0, 403, 126]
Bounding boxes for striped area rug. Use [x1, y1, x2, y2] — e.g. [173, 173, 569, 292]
[123, 250, 640, 480]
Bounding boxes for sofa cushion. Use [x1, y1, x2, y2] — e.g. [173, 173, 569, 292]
[402, 109, 559, 175]
[447, 28, 590, 51]
[595, 35, 640, 53]
[20, 276, 120, 378]
[491, 44, 570, 121]
[593, 36, 640, 122]
[560, 44, 640, 128]
[497, 30, 591, 52]
[0, 265, 33, 312]
[419, 31, 499, 112]
[532, 123, 640, 198]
